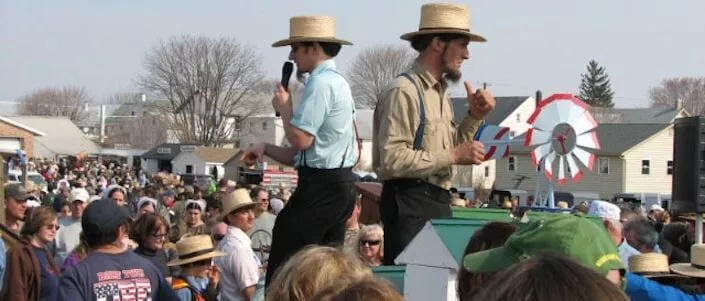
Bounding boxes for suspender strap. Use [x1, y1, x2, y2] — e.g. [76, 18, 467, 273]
[399, 73, 426, 150]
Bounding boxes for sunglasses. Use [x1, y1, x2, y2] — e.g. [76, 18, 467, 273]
[46, 224, 60, 231]
[360, 240, 381, 246]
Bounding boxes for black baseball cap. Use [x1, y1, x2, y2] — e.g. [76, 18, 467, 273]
[82, 198, 131, 239]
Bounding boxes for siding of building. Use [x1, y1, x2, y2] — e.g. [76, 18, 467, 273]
[622, 126, 674, 194]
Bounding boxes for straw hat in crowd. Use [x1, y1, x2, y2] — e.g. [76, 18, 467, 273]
[219, 188, 257, 221]
[167, 235, 226, 267]
[671, 244, 705, 278]
[272, 16, 352, 47]
[400, 3, 486, 42]
[629, 253, 686, 279]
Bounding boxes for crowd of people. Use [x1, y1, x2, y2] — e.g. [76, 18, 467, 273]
[1, 1, 703, 300]
[0, 157, 395, 301]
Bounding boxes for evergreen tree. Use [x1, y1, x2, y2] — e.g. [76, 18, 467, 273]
[578, 60, 615, 107]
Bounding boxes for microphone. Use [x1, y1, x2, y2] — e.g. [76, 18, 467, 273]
[276, 62, 294, 117]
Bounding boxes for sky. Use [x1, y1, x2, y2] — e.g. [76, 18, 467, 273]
[1, 0, 704, 109]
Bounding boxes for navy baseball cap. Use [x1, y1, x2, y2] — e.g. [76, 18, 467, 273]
[82, 198, 131, 238]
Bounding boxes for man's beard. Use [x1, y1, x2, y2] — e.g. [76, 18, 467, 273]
[442, 59, 462, 83]
[441, 48, 462, 83]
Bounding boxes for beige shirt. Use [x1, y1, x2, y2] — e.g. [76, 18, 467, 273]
[373, 61, 482, 189]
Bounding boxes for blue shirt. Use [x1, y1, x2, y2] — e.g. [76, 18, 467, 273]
[0, 238, 5, 292]
[290, 59, 358, 169]
[625, 272, 705, 301]
[33, 247, 60, 301]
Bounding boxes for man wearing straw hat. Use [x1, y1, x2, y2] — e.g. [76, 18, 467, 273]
[214, 188, 261, 301]
[240, 15, 359, 288]
[168, 235, 225, 301]
[374, 3, 496, 265]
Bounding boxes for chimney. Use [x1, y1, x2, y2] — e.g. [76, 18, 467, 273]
[676, 98, 683, 111]
[535, 90, 542, 106]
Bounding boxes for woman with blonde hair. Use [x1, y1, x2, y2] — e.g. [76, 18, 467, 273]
[266, 245, 372, 301]
[356, 224, 384, 267]
[1, 206, 61, 300]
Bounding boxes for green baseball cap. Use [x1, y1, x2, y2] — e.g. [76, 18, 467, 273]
[462, 214, 623, 276]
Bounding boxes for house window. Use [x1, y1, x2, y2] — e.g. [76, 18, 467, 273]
[484, 166, 490, 177]
[234, 117, 242, 131]
[186, 165, 193, 174]
[262, 121, 268, 131]
[667, 160, 673, 175]
[598, 157, 609, 174]
[508, 156, 516, 171]
[641, 160, 650, 175]
[516, 113, 521, 122]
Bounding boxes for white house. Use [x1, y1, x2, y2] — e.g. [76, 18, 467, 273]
[170, 146, 238, 179]
[395, 219, 487, 301]
[451, 96, 536, 190]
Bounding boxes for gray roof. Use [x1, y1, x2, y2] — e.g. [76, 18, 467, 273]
[451, 96, 529, 125]
[590, 107, 682, 124]
[356, 109, 374, 140]
[9, 116, 101, 158]
[142, 143, 199, 160]
[510, 123, 668, 156]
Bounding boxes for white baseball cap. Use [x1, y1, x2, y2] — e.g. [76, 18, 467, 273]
[70, 188, 90, 203]
[587, 200, 621, 221]
[650, 204, 665, 212]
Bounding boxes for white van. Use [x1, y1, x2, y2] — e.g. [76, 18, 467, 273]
[6, 170, 48, 190]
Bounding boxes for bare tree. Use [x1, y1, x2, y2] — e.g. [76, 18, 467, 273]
[17, 86, 91, 122]
[649, 77, 705, 115]
[347, 44, 417, 108]
[138, 35, 268, 146]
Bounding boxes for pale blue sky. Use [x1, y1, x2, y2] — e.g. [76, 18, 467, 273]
[1, 0, 704, 108]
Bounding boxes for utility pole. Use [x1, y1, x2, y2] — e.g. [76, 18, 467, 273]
[99, 104, 106, 145]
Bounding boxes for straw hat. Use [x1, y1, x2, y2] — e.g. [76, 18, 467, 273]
[671, 244, 705, 278]
[629, 253, 685, 279]
[167, 235, 226, 267]
[272, 16, 352, 47]
[219, 188, 257, 221]
[401, 3, 486, 42]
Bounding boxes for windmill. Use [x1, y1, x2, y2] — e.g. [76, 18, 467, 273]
[524, 93, 601, 207]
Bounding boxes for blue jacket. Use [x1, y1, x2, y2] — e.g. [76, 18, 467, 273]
[626, 272, 705, 301]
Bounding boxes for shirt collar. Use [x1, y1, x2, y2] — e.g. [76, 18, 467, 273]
[226, 225, 251, 244]
[411, 60, 447, 91]
[311, 59, 336, 77]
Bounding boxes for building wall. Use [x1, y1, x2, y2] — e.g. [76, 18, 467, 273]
[494, 153, 625, 200]
[234, 116, 286, 148]
[171, 151, 206, 175]
[142, 159, 159, 175]
[0, 120, 35, 158]
[622, 127, 674, 194]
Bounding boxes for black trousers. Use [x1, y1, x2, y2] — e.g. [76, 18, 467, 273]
[380, 179, 452, 265]
[264, 167, 357, 288]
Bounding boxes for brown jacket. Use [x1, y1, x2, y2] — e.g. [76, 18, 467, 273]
[0, 239, 59, 301]
[0, 223, 22, 251]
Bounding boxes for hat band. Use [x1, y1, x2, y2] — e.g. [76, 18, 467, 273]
[179, 247, 215, 260]
[639, 271, 674, 276]
[691, 263, 705, 270]
[418, 27, 470, 32]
